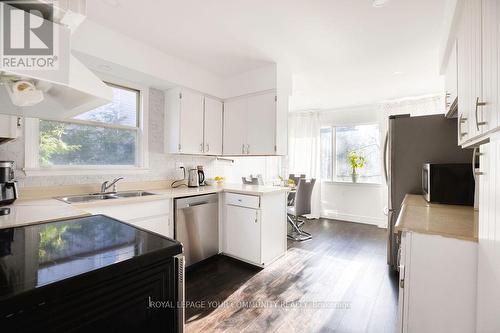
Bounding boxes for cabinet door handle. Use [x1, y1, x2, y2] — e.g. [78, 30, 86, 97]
[475, 97, 487, 131]
[242, 144, 245, 154]
[246, 144, 250, 154]
[200, 143, 204, 152]
[459, 114, 468, 138]
[399, 264, 405, 289]
[206, 143, 210, 153]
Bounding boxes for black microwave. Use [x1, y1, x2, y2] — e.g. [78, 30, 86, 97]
[422, 163, 475, 206]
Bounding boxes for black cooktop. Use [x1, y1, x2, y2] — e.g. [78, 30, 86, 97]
[0, 215, 181, 301]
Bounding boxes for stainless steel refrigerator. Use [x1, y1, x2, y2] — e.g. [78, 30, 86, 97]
[384, 114, 473, 270]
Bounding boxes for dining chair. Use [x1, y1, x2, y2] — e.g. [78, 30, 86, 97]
[287, 178, 316, 241]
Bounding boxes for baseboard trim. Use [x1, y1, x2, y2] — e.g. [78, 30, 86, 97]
[321, 211, 386, 227]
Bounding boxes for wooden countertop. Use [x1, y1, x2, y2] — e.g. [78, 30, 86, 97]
[394, 194, 478, 242]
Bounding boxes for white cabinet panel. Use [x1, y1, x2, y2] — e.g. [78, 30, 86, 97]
[223, 98, 247, 155]
[0, 115, 20, 142]
[80, 200, 172, 238]
[129, 214, 171, 238]
[246, 92, 276, 155]
[481, 0, 500, 134]
[470, 0, 483, 138]
[398, 232, 477, 333]
[223, 91, 277, 156]
[165, 88, 204, 154]
[476, 138, 500, 333]
[204, 97, 223, 155]
[225, 192, 260, 209]
[179, 90, 205, 154]
[224, 204, 261, 264]
[398, 232, 410, 333]
[445, 41, 458, 113]
[457, 12, 470, 144]
[456, 0, 500, 145]
[457, 0, 482, 144]
[221, 192, 286, 267]
[80, 200, 170, 221]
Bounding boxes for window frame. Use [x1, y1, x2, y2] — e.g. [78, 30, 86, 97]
[24, 75, 149, 176]
[320, 122, 383, 186]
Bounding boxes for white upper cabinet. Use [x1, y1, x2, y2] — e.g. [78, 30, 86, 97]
[203, 97, 223, 155]
[179, 90, 205, 154]
[165, 88, 204, 154]
[223, 91, 280, 156]
[457, 0, 482, 145]
[454, 0, 500, 146]
[246, 93, 277, 155]
[223, 97, 247, 155]
[481, 0, 499, 136]
[165, 88, 222, 155]
[166, 88, 286, 156]
[445, 41, 458, 115]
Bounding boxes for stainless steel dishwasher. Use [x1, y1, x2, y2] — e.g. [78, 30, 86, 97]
[174, 194, 218, 266]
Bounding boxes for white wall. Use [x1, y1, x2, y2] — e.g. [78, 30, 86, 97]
[72, 20, 226, 97]
[220, 156, 284, 184]
[73, 19, 288, 101]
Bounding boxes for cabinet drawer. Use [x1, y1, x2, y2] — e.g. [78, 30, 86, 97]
[225, 193, 260, 209]
[82, 199, 170, 222]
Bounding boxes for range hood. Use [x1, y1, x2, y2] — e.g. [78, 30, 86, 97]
[0, 1, 112, 120]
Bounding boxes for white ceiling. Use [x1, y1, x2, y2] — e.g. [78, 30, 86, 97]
[87, 0, 447, 110]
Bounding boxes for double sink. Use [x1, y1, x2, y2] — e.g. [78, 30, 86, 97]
[57, 191, 156, 204]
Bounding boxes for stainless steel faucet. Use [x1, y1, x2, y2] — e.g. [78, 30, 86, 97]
[100, 177, 124, 193]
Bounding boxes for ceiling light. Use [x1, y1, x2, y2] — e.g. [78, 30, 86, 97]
[373, 0, 390, 7]
[393, 71, 404, 75]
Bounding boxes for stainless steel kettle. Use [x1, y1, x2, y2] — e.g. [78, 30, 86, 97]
[188, 169, 199, 188]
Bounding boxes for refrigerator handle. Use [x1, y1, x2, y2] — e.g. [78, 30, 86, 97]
[383, 131, 389, 184]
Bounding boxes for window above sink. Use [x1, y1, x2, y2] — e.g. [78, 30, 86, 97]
[23, 77, 150, 176]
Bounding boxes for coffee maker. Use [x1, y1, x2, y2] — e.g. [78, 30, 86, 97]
[0, 161, 18, 216]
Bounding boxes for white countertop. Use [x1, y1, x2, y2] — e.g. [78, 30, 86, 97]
[0, 199, 90, 229]
[395, 194, 478, 242]
[0, 183, 289, 229]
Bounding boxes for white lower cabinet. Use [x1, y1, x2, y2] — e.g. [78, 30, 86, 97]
[476, 138, 500, 332]
[128, 214, 171, 238]
[225, 204, 261, 264]
[398, 231, 477, 333]
[221, 192, 287, 267]
[79, 199, 173, 238]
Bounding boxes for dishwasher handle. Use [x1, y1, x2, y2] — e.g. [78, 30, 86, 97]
[187, 201, 209, 207]
[175, 194, 218, 209]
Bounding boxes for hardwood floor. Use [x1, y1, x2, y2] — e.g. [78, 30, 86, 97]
[185, 218, 399, 333]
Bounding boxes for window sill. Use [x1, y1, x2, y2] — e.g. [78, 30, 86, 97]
[322, 180, 385, 187]
[23, 167, 151, 177]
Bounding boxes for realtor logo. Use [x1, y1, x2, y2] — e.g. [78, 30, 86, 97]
[1, 1, 58, 70]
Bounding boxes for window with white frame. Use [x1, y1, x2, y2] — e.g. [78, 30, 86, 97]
[25, 82, 147, 173]
[320, 124, 382, 184]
